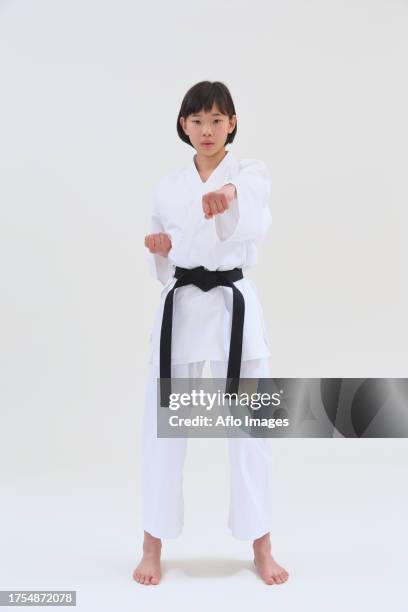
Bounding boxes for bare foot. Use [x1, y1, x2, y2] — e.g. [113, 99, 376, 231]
[132, 531, 162, 585]
[253, 532, 289, 585]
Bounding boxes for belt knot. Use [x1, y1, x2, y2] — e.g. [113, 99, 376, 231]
[188, 266, 219, 292]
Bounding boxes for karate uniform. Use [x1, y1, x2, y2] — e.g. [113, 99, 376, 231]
[140, 149, 274, 540]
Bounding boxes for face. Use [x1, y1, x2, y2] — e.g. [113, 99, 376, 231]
[180, 103, 236, 156]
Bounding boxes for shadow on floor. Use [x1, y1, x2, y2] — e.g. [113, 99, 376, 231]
[161, 557, 256, 579]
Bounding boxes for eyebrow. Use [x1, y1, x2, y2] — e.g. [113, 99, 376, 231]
[191, 112, 223, 117]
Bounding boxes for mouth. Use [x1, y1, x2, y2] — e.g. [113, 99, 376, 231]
[201, 142, 214, 146]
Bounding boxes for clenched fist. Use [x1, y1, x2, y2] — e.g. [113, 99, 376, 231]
[202, 183, 237, 219]
[144, 232, 172, 257]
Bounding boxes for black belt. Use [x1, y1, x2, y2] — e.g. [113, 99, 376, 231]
[159, 265, 245, 407]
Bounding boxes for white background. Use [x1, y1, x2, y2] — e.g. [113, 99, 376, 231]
[0, 0, 407, 610]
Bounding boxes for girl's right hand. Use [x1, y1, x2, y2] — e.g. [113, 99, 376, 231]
[144, 232, 172, 257]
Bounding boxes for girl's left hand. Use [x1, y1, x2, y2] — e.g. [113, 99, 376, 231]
[202, 184, 236, 219]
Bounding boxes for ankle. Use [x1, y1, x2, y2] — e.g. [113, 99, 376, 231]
[253, 534, 271, 553]
[143, 533, 162, 555]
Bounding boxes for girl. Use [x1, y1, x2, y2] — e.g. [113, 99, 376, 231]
[133, 81, 289, 586]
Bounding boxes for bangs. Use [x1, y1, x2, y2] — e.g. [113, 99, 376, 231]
[182, 83, 232, 117]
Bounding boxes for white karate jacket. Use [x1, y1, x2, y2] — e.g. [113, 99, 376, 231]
[145, 149, 272, 366]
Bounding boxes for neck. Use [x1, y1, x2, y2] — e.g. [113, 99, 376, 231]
[194, 148, 228, 175]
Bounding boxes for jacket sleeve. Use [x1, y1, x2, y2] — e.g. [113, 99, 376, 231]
[214, 159, 272, 242]
[144, 185, 174, 285]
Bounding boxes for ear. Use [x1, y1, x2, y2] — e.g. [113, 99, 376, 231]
[179, 116, 188, 135]
[228, 114, 237, 133]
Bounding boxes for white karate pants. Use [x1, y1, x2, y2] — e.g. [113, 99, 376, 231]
[139, 358, 274, 540]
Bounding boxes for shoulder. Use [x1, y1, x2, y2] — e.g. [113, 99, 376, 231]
[150, 163, 191, 216]
[231, 157, 272, 195]
[235, 157, 271, 176]
[153, 164, 189, 197]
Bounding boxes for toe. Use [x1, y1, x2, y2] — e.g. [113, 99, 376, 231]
[151, 576, 159, 585]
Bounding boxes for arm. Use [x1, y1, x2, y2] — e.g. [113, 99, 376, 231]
[213, 159, 272, 242]
[144, 186, 174, 285]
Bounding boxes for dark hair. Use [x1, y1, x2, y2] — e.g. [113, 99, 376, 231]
[177, 81, 237, 148]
